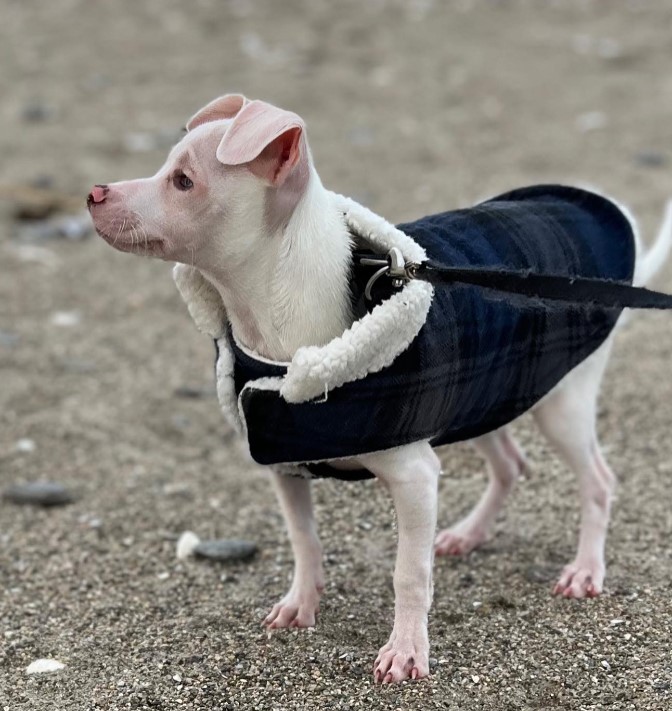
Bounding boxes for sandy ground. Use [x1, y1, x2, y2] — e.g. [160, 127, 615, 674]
[1, 1, 672, 709]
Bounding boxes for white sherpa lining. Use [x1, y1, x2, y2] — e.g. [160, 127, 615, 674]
[173, 194, 434, 440]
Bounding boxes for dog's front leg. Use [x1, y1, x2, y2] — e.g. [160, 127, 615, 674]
[264, 471, 324, 628]
[360, 442, 440, 683]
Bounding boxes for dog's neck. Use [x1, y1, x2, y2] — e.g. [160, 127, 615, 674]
[201, 174, 353, 361]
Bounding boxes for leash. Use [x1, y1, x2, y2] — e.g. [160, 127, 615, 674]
[355, 247, 672, 310]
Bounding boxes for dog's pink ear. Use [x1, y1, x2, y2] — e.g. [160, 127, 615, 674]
[216, 100, 305, 186]
[186, 94, 249, 131]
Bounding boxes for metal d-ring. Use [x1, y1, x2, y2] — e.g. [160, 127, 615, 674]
[363, 247, 413, 300]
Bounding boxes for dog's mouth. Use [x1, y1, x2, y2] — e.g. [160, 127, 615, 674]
[95, 225, 165, 256]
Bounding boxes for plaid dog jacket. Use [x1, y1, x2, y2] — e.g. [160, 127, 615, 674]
[214, 186, 635, 479]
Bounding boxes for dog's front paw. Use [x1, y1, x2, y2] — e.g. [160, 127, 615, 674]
[263, 585, 322, 629]
[552, 560, 604, 599]
[373, 629, 430, 683]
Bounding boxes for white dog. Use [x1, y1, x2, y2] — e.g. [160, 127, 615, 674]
[88, 94, 671, 683]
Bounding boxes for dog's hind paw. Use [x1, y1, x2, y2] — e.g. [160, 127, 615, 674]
[263, 585, 322, 629]
[434, 525, 487, 556]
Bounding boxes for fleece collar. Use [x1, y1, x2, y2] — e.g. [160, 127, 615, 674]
[173, 192, 435, 434]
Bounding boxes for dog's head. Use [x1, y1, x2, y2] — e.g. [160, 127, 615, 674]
[88, 94, 311, 267]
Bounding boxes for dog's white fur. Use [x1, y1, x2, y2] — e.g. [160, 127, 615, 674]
[89, 94, 672, 684]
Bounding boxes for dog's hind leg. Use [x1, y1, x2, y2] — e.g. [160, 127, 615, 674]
[532, 342, 615, 599]
[264, 472, 325, 628]
[435, 427, 526, 556]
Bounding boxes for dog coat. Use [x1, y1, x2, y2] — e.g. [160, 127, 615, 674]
[174, 185, 635, 480]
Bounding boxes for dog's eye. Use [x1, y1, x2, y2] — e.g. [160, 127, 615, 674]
[174, 172, 194, 191]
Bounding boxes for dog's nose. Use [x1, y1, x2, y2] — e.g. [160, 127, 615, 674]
[87, 184, 109, 207]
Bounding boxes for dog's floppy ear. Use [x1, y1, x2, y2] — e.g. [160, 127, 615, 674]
[186, 94, 249, 131]
[216, 100, 305, 187]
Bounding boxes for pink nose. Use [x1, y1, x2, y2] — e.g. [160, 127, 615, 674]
[87, 184, 109, 207]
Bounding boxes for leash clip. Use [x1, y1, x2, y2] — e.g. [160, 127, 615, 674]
[361, 247, 418, 300]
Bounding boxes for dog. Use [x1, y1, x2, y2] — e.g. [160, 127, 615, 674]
[88, 94, 672, 684]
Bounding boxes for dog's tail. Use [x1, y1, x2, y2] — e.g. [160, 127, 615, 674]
[634, 200, 672, 287]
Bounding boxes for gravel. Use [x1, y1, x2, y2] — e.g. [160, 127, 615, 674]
[1, 1, 671, 709]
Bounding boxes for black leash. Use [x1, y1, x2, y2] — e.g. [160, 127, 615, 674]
[354, 248, 672, 310]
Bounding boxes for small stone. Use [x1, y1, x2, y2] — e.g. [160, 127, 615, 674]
[26, 659, 65, 674]
[163, 482, 193, 499]
[15, 438, 36, 453]
[601, 660, 611, 671]
[173, 385, 213, 399]
[30, 174, 55, 190]
[458, 572, 475, 587]
[21, 101, 56, 123]
[634, 150, 667, 168]
[50, 311, 81, 327]
[193, 539, 258, 562]
[3, 481, 74, 507]
[176, 531, 201, 560]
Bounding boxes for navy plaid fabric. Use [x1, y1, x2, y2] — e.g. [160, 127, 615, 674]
[227, 185, 635, 479]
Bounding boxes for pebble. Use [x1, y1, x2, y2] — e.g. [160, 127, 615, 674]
[173, 385, 213, 399]
[15, 438, 36, 453]
[3, 481, 74, 507]
[25, 659, 65, 674]
[176, 531, 201, 560]
[21, 101, 57, 123]
[193, 539, 258, 562]
[50, 311, 81, 327]
[634, 150, 667, 168]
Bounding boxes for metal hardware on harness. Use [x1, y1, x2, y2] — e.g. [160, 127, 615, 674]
[361, 247, 418, 300]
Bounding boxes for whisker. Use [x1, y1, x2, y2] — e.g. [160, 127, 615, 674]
[112, 218, 126, 248]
